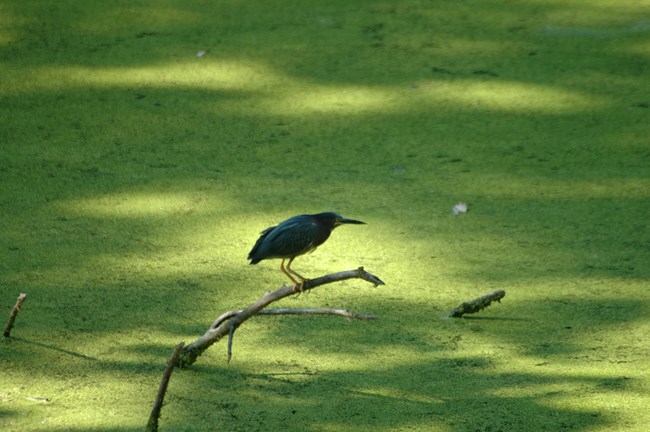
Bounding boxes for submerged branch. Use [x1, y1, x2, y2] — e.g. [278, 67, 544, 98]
[3, 293, 28, 338]
[445, 290, 506, 318]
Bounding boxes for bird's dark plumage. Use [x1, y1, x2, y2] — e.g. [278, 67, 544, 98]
[248, 212, 365, 291]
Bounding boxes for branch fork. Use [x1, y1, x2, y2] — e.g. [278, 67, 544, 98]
[177, 267, 384, 366]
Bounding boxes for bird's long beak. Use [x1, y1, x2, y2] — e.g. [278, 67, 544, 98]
[339, 217, 366, 225]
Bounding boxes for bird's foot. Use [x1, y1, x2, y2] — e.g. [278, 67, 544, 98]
[292, 280, 307, 294]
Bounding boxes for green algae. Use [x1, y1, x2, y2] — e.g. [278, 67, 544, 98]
[1, 0, 649, 431]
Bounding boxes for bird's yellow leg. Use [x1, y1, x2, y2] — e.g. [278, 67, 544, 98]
[280, 259, 299, 288]
[285, 257, 306, 293]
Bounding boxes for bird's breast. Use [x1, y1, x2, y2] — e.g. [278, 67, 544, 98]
[311, 226, 331, 247]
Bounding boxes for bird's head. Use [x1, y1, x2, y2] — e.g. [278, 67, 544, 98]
[314, 212, 366, 230]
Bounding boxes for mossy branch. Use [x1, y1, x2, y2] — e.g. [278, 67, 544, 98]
[177, 267, 384, 367]
[445, 290, 506, 317]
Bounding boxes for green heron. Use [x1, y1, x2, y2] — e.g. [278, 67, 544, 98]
[248, 212, 365, 291]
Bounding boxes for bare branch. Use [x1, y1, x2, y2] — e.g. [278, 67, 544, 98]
[4, 293, 28, 338]
[146, 342, 185, 432]
[220, 308, 377, 364]
[211, 310, 240, 330]
[177, 267, 384, 367]
[227, 325, 236, 363]
[212, 307, 377, 329]
[445, 290, 506, 317]
[257, 308, 378, 320]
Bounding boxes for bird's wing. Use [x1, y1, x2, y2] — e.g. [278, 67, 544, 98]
[263, 220, 319, 257]
[259, 226, 275, 236]
[247, 224, 277, 261]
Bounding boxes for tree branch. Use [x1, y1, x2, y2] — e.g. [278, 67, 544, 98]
[258, 308, 378, 320]
[3, 293, 27, 338]
[223, 308, 378, 362]
[445, 290, 506, 317]
[146, 342, 185, 432]
[212, 307, 378, 330]
[177, 267, 384, 367]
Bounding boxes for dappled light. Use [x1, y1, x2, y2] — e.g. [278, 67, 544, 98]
[61, 191, 221, 218]
[2, 61, 610, 115]
[2, 0, 649, 431]
[0, 61, 278, 94]
[440, 175, 650, 199]
[415, 79, 606, 113]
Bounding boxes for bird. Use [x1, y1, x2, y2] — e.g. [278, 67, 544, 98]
[248, 212, 366, 292]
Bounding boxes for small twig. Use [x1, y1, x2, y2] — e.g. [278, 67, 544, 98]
[178, 267, 384, 367]
[4, 293, 27, 337]
[213, 307, 378, 329]
[258, 308, 378, 320]
[446, 290, 506, 317]
[146, 342, 185, 432]
[227, 325, 236, 363]
[26, 396, 49, 403]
